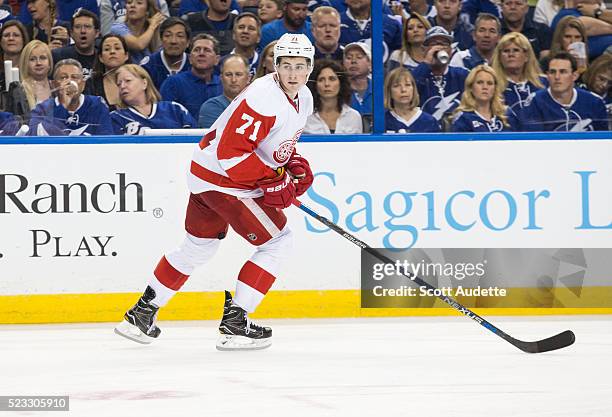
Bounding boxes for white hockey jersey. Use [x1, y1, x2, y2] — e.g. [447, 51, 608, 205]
[188, 73, 314, 198]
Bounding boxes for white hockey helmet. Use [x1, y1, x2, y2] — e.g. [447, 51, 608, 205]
[273, 33, 315, 70]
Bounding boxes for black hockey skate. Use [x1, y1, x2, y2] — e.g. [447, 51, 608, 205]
[114, 286, 161, 344]
[216, 290, 272, 351]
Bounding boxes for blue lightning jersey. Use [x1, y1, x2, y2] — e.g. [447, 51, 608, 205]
[110, 101, 196, 135]
[141, 51, 191, 91]
[29, 95, 113, 136]
[519, 88, 609, 131]
[412, 63, 469, 122]
[339, 10, 402, 61]
[451, 111, 510, 132]
[503, 77, 548, 113]
[385, 109, 441, 133]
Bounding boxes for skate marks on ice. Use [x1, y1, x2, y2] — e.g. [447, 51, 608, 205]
[0, 317, 610, 417]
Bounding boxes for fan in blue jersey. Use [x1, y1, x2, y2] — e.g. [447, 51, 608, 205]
[311, 6, 344, 65]
[223, 12, 261, 77]
[111, 64, 196, 135]
[29, 59, 113, 136]
[491, 32, 548, 113]
[342, 42, 372, 125]
[141, 18, 192, 91]
[338, 0, 402, 62]
[449, 13, 501, 70]
[451, 65, 512, 132]
[428, 0, 475, 51]
[384, 67, 440, 133]
[259, 0, 314, 49]
[519, 52, 608, 131]
[160, 34, 222, 119]
[413, 26, 469, 126]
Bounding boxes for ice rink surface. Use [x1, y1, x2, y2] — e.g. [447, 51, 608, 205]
[1, 316, 610, 417]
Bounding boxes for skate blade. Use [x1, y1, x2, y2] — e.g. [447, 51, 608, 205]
[114, 320, 156, 345]
[216, 334, 272, 351]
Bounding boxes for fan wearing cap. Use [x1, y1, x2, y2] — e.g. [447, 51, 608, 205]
[412, 26, 469, 127]
[343, 41, 372, 127]
[115, 33, 316, 352]
[259, 0, 315, 49]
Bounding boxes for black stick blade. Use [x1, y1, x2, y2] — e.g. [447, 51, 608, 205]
[513, 330, 576, 353]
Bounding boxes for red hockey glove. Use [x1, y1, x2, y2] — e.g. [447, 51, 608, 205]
[285, 154, 313, 197]
[257, 168, 297, 209]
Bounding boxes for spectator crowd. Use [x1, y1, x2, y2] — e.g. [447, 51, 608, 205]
[0, 0, 610, 136]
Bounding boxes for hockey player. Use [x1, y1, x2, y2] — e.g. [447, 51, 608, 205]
[115, 33, 315, 351]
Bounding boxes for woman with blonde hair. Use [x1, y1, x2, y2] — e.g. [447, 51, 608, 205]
[253, 40, 276, 80]
[387, 13, 431, 71]
[384, 67, 440, 133]
[548, 16, 589, 72]
[452, 65, 510, 132]
[491, 32, 546, 112]
[110, 64, 195, 134]
[19, 40, 53, 110]
[110, 0, 165, 63]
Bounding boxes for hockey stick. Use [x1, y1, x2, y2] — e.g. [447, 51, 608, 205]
[293, 199, 575, 353]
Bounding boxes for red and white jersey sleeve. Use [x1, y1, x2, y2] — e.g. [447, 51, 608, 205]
[188, 73, 313, 198]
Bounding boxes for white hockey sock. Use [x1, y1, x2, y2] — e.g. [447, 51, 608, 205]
[147, 276, 177, 307]
[233, 280, 265, 313]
